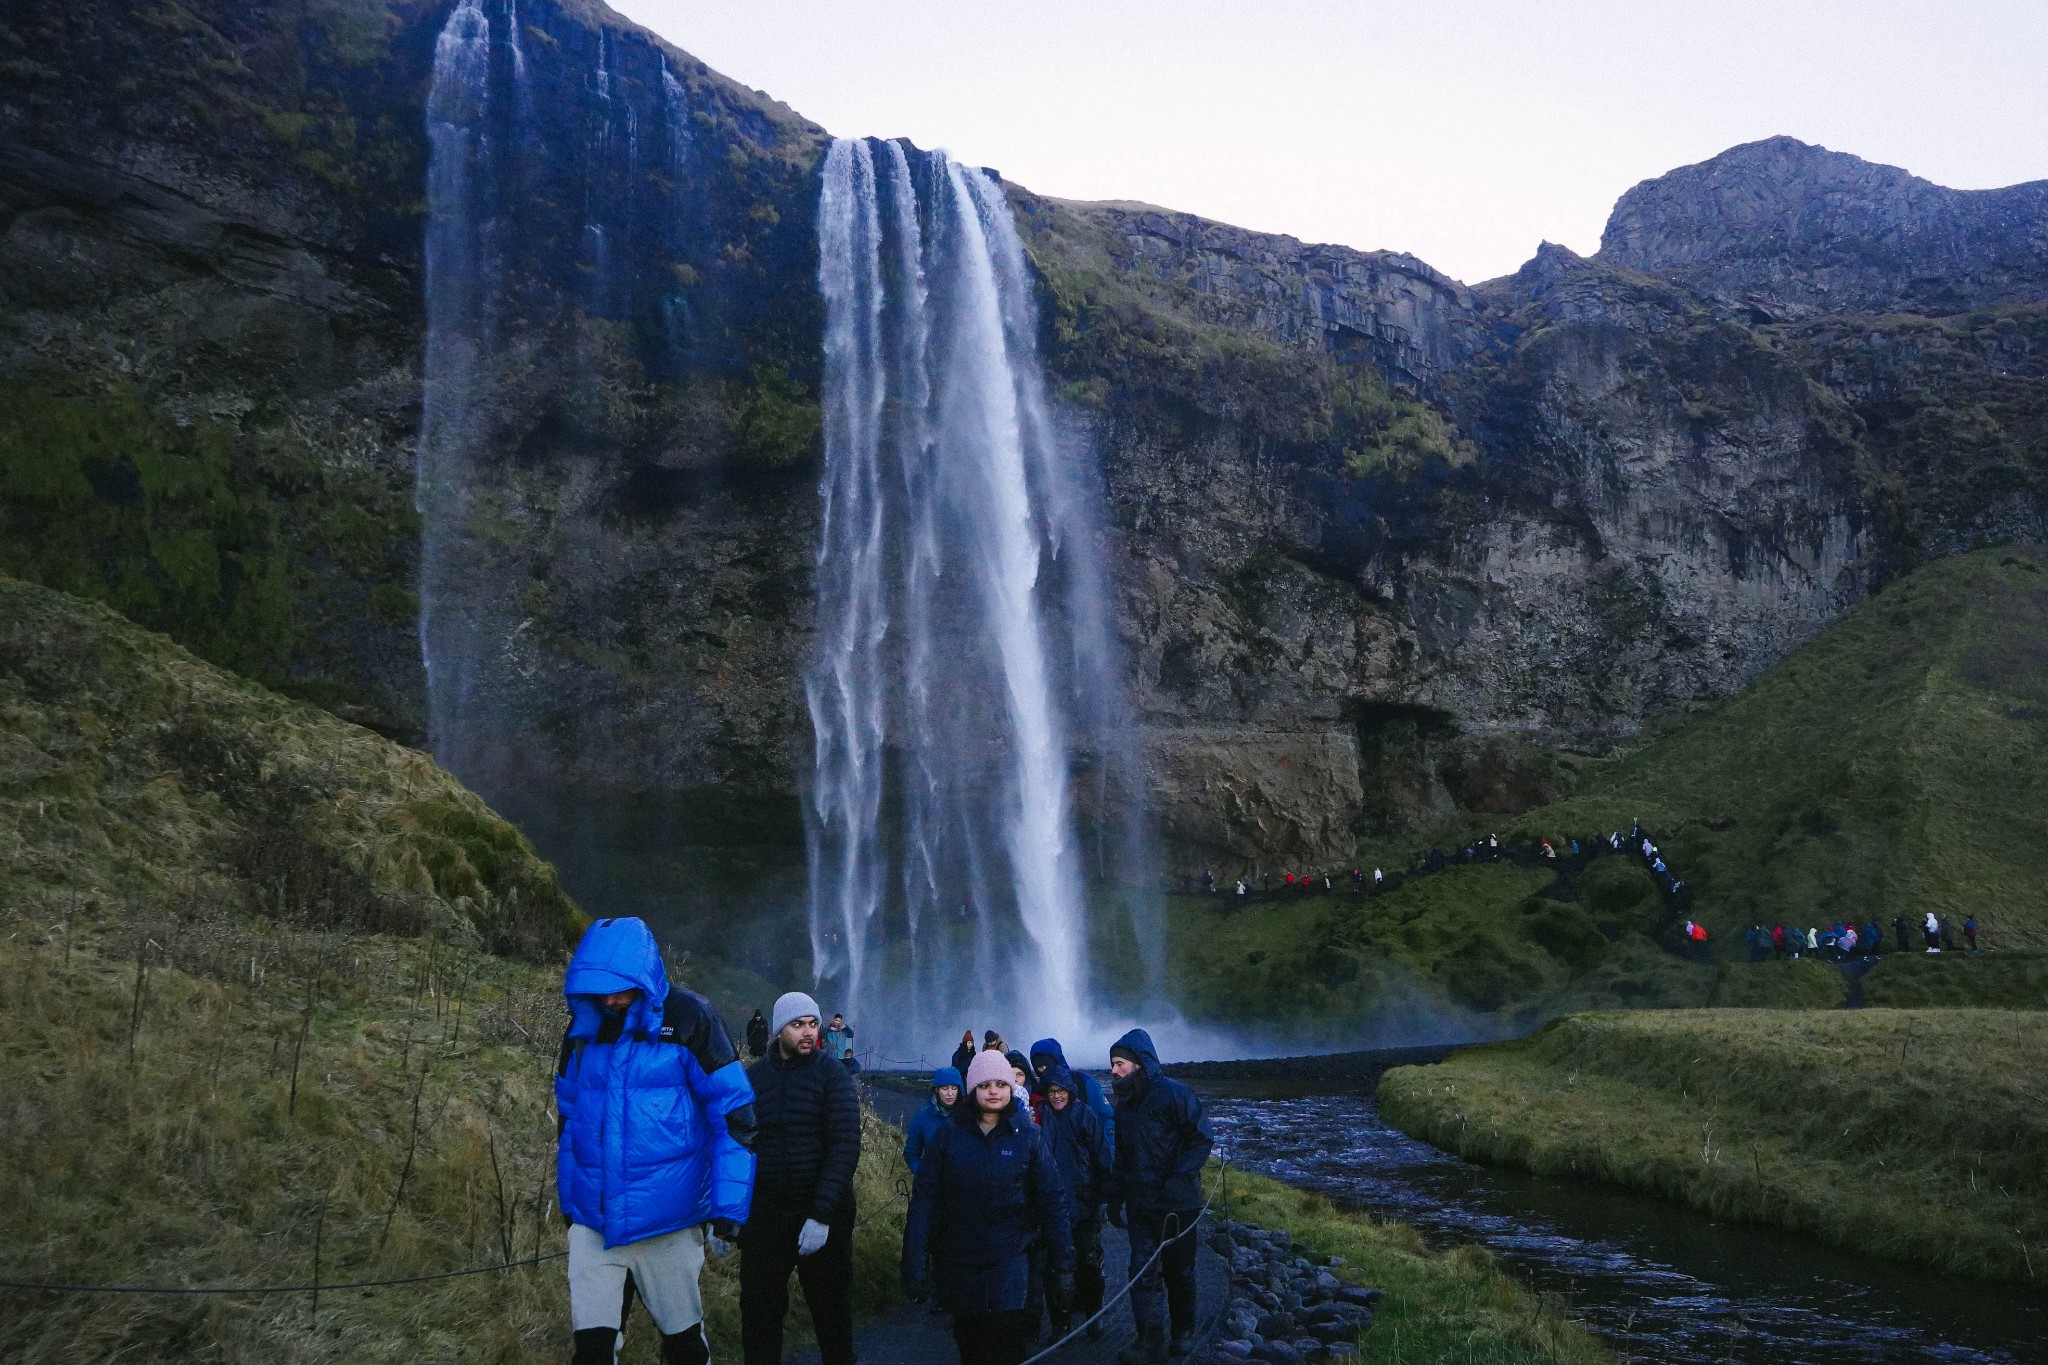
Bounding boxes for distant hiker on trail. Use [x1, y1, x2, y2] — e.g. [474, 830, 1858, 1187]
[904, 1067, 963, 1175]
[555, 917, 756, 1365]
[1107, 1027, 1214, 1364]
[824, 1012, 854, 1058]
[1040, 1062, 1113, 1338]
[1924, 912, 1942, 953]
[902, 1049, 1074, 1365]
[742, 992, 861, 1365]
[1964, 916, 1980, 952]
[746, 1008, 769, 1058]
[953, 1029, 979, 1075]
[1894, 915, 1912, 955]
[1865, 920, 1883, 955]
[1030, 1037, 1114, 1147]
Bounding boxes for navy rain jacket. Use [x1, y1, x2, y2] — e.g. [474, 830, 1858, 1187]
[555, 917, 757, 1248]
[1107, 1027, 1213, 1216]
[1029, 1036, 1114, 1147]
[902, 1098, 1074, 1316]
[902, 1066, 962, 1174]
[1038, 1063, 1112, 1215]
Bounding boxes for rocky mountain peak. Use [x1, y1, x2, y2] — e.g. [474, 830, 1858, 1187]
[1595, 135, 2048, 318]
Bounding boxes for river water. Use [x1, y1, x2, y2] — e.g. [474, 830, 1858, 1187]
[1199, 1079, 2047, 1364]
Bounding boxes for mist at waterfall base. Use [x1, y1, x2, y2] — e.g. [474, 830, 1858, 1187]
[804, 135, 1171, 1063]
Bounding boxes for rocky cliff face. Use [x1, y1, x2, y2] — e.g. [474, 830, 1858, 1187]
[4, 2, 2044, 902]
[1597, 135, 2048, 318]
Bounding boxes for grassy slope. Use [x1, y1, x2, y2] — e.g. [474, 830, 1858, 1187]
[0, 915, 910, 1364]
[0, 577, 578, 957]
[1378, 1010, 2047, 1280]
[1504, 547, 2048, 954]
[1217, 1167, 1607, 1365]
[1164, 548, 2048, 1035]
[1164, 863, 1713, 1040]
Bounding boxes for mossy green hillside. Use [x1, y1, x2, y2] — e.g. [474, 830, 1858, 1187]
[1164, 861, 1712, 1039]
[0, 910, 909, 1364]
[1477, 547, 2048, 954]
[1861, 953, 2048, 1009]
[1215, 1165, 1608, 1365]
[1378, 1010, 2047, 1280]
[0, 577, 578, 957]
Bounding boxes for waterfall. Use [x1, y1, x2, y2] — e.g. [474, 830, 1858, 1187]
[416, 0, 497, 783]
[808, 137, 1143, 1054]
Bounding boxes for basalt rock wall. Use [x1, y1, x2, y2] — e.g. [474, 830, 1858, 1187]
[4, 5, 2044, 889]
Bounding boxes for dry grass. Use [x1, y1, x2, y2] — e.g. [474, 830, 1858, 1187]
[1379, 1009, 2048, 1281]
[0, 901, 911, 1363]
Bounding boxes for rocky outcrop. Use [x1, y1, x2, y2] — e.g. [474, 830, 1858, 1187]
[1597, 136, 2048, 318]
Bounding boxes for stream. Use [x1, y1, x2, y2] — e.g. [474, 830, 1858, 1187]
[1195, 1067, 2047, 1364]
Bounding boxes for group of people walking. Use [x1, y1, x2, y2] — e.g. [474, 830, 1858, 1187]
[1745, 912, 1981, 960]
[554, 916, 1212, 1365]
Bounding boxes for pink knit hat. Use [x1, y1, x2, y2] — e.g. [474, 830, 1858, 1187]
[963, 1049, 1014, 1092]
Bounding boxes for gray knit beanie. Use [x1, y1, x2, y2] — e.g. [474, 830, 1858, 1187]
[771, 991, 822, 1036]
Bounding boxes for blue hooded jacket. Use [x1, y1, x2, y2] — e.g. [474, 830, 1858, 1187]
[903, 1066, 962, 1174]
[1029, 1036, 1114, 1147]
[555, 918, 757, 1247]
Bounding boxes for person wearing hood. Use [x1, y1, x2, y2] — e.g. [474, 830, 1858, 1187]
[952, 1029, 979, 1076]
[1106, 1028, 1213, 1364]
[746, 1009, 770, 1058]
[1028, 1037, 1114, 1147]
[1039, 1063, 1112, 1338]
[1004, 1051, 1040, 1125]
[905, 1067, 963, 1174]
[902, 1050, 1074, 1365]
[555, 917, 757, 1365]
[742, 992, 862, 1365]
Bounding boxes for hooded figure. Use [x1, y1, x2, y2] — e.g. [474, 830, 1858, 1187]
[1107, 1028, 1213, 1364]
[1004, 1050, 1040, 1125]
[1029, 1037, 1114, 1146]
[904, 1066, 963, 1174]
[1039, 1063, 1113, 1334]
[556, 917, 756, 1365]
[902, 1049, 1074, 1365]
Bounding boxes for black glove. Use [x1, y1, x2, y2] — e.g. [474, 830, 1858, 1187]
[1106, 1202, 1126, 1229]
[902, 1273, 930, 1303]
[1053, 1271, 1076, 1312]
[712, 1218, 743, 1242]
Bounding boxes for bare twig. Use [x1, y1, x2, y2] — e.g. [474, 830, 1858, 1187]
[379, 1064, 428, 1254]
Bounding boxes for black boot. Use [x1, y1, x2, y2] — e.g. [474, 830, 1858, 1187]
[572, 1328, 619, 1365]
[661, 1324, 709, 1365]
[1168, 1328, 1197, 1358]
[1117, 1324, 1168, 1365]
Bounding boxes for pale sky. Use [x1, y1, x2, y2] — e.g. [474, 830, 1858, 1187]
[610, 1, 2048, 285]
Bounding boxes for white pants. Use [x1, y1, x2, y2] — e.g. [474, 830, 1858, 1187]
[567, 1222, 707, 1334]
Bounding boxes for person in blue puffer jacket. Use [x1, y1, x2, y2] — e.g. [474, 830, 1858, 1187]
[556, 917, 758, 1365]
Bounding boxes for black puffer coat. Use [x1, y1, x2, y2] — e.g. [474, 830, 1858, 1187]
[747, 1040, 861, 1223]
[1108, 1028, 1212, 1216]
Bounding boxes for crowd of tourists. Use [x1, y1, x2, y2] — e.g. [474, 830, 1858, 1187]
[1185, 820, 1695, 913]
[553, 916, 1212, 1365]
[1743, 911, 1982, 960]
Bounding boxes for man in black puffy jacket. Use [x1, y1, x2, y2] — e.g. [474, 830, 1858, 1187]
[1106, 1028, 1212, 1364]
[741, 991, 862, 1365]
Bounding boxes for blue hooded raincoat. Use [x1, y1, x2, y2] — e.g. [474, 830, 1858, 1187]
[1029, 1036, 1114, 1147]
[555, 917, 757, 1247]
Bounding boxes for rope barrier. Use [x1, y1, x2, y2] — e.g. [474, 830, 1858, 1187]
[1015, 1160, 1227, 1365]
[0, 1250, 569, 1297]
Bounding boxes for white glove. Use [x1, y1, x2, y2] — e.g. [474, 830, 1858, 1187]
[797, 1218, 831, 1257]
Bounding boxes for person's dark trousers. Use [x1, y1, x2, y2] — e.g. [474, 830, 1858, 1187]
[1071, 1216, 1105, 1322]
[951, 1308, 1036, 1365]
[1126, 1208, 1200, 1338]
[740, 1212, 854, 1365]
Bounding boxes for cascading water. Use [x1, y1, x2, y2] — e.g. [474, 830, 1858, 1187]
[807, 137, 1150, 1056]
